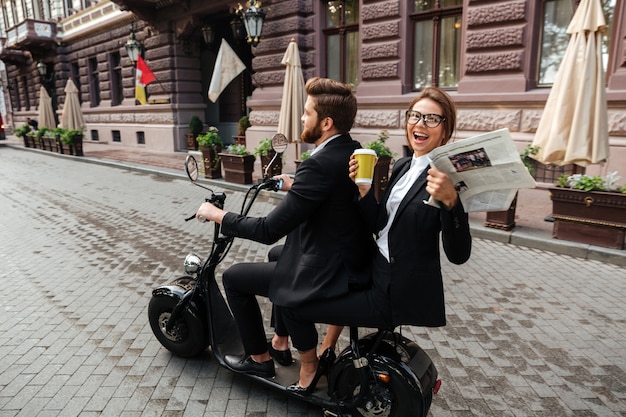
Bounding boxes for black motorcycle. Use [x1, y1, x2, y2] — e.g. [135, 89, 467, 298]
[148, 134, 440, 417]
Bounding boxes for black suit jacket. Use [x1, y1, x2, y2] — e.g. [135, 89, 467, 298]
[358, 156, 472, 327]
[221, 134, 376, 307]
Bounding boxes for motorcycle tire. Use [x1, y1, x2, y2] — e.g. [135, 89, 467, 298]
[330, 356, 424, 417]
[148, 295, 209, 357]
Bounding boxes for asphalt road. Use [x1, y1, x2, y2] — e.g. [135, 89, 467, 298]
[1, 148, 624, 417]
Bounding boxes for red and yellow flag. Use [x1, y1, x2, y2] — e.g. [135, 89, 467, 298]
[135, 56, 156, 105]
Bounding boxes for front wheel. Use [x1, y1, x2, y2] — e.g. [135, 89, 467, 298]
[148, 295, 209, 357]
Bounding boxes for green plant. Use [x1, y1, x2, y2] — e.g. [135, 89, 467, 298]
[224, 144, 251, 156]
[556, 171, 625, 193]
[520, 144, 540, 175]
[14, 125, 31, 137]
[253, 138, 273, 157]
[60, 129, 83, 145]
[196, 126, 223, 148]
[188, 116, 203, 135]
[365, 130, 394, 158]
[300, 150, 312, 160]
[238, 115, 251, 136]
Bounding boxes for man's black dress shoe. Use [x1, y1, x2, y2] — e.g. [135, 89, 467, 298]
[224, 354, 275, 378]
[267, 341, 293, 366]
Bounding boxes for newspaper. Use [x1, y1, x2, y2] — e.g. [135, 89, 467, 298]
[426, 128, 536, 212]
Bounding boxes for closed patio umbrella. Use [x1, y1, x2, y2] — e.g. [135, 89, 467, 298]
[60, 79, 85, 130]
[532, 0, 609, 167]
[37, 86, 56, 129]
[277, 38, 305, 158]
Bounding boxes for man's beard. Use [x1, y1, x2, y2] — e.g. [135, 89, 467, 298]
[301, 123, 323, 144]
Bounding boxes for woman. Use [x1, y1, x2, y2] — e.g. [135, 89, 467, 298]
[279, 86, 472, 393]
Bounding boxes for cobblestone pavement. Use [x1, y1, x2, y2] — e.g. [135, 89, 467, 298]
[1, 148, 625, 417]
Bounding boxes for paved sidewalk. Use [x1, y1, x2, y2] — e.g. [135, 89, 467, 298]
[1, 142, 625, 417]
[3, 135, 624, 267]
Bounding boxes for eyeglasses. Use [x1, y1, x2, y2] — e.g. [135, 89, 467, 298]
[405, 110, 446, 128]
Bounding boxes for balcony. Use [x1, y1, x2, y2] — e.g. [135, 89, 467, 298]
[4, 19, 57, 51]
[0, 37, 29, 64]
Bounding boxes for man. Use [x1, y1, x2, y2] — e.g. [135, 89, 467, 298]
[27, 117, 38, 130]
[196, 77, 375, 378]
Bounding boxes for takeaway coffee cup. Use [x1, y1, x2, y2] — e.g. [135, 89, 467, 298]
[353, 149, 377, 184]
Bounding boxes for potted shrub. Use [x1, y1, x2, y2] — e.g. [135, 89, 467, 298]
[219, 143, 255, 184]
[254, 137, 282, 177]
[485, 144, 540, 230]
[550, 171, 626, 249]
[60, 129, 84, 156]
[364, 130, 395, 202]
[187, 116, 203, 150]
[34, 127, 50, 150]
[196, 126, 223, 179]
[233, 115, 250, 146]
[15, 125, 32, 147]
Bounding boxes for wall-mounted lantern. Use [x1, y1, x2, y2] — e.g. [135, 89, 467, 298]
[125, 22, 143, 66]
[201, 24, 215, 45]
[235, 1, 266, 47]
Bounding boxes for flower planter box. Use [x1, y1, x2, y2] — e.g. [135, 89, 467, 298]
[43, 136, 58, 153]
[200, 145, 222, 179]
[219, 153, 255, 184]
[550, 187, 626, 249]
[484, 193, 518, 231]
[373, 156, 392, 203]
[260, 152, 282, 177]
[186, 133, 198, 151]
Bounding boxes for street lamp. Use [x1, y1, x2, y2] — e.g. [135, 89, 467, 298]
[125, 22, 143, 66]
[235, 1, 266, 47]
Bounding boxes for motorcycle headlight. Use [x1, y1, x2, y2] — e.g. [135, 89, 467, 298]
[184, 253, 202, 274]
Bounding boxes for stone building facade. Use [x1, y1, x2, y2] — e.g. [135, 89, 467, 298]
[1, 0, 624, 179]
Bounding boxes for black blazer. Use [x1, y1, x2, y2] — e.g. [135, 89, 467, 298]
[221, 134, 376, 307]
[358, 156, 472, 327]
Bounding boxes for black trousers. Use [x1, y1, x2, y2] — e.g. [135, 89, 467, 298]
[279, 252, 393, 352]
[222, 245, 288, 355]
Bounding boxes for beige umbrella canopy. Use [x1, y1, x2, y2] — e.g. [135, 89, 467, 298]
[277, 39, 306, 158]
[532, 0, 609, 167]
[37, 86, 56, 129]
[60, 79, 85, 130]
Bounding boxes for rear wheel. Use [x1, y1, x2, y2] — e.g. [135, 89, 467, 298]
[148, 296, 209, 357]
[331, 359, 423, 417]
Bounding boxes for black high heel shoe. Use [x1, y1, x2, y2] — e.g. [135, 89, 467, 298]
[287, 348, 336, 395]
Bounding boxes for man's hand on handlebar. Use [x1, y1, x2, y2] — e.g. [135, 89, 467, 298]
[196, 202, 227, 224]
[273, 174, 294, 191]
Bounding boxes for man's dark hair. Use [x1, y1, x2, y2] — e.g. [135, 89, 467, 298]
[305, 77, 357, 133]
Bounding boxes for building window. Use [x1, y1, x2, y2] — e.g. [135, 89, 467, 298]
[109, 52, 123, 106]
[22, 76, 30, 110]
[538, 0, 615, 85]
[71, 62, 82, 104]
[88, 57, 100, 107]
[411, 0, 463, 90]
[136, 131, 145, 144]
[13, 79, 21, 111]
[112, 130, 121, 142]
[323, 0, 359, 87]
[90, 129, 99, 141]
